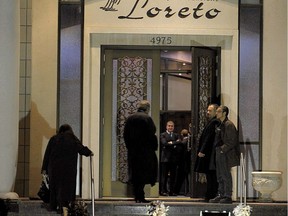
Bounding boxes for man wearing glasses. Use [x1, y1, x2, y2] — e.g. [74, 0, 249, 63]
[209, 105, 241, 204]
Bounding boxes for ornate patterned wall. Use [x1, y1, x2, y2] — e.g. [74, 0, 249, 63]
[112, 56, 152, 182]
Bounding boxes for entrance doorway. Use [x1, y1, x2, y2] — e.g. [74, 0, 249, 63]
[100, 46, 220, 198]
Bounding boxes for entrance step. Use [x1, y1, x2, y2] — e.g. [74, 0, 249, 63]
[4, 198, 288, 216]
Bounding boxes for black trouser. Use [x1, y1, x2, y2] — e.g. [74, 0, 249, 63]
[160, 162, 177, 194]
[173, 159, 186, 194]
[205, 170, 218, 199]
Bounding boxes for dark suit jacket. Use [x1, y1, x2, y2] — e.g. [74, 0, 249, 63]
[160, 132, 183, 163]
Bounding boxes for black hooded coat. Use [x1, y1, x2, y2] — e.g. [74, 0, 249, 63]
[42, 131, 92, 210]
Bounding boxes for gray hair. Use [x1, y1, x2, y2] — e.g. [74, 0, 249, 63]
[137, 100, 150, 113]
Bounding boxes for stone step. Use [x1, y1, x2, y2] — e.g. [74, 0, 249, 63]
[3, 199, 288, 216]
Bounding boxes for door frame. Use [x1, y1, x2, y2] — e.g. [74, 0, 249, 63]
[190, 46, 221, 198]
[99, 45, 221, 198]
[82, 32, 238, 199]
[100, 47, 161, 197]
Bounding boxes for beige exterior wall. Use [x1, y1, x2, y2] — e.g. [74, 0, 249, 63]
[262, 0, 287, 201]
[28, 0, 287, 201]
[29, 0, 58, 197]
[84, 0, 239, 199]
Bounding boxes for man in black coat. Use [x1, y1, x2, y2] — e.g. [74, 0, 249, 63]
[194, 104, 219, 201]
[41, 124, 93, 215]
[124, 100, 158, 203]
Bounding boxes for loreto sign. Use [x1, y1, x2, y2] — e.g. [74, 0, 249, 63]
[85, 0, 238, 30]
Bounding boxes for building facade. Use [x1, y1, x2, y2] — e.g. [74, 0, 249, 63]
[0, 0, 286, 202]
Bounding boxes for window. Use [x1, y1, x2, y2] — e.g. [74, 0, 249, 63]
[58, 0, 84, 195]
[239, 0, 263, 198]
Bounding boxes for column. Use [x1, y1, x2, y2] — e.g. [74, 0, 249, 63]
[0, 0, 20, 199]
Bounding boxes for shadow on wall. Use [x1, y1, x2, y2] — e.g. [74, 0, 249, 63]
[27, 102, 55, 198]
[15, 110, 32, 197]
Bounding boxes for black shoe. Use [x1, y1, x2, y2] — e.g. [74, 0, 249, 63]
[56, 208, 62, 214]
[169, 193, 178, 196]
[219, 197, 232, 204]
[209, 195, 223, 203]
[160, 192, 168, 196]
[135, 199, 150, 203]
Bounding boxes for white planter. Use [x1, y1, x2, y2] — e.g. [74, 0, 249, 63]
[251, 171, 282, 202]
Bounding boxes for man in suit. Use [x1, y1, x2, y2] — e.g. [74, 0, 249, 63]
[194, 104, 219, 202]
[160, 121, 183, 196]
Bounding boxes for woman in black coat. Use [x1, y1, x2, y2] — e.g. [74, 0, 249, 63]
[41, 124, 92, 214]
[124, 100, 158, 203]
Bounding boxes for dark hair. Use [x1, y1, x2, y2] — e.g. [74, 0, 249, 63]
[209, 103, 219, 110]
[58, 124, 74, 134]
[220, 105, 229, 116]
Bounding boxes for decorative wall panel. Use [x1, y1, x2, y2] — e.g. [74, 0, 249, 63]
[197, 56, 212, 141]
[112, 56, 152, 182]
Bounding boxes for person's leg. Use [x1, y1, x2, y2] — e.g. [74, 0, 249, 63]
[209, 149, 225, 203]
[173, 161, 186, 195]
[49, 182, 58, 211]
[62, 207, 68, 216]
[134, 183, 149, 203]
[220, 163, 233, 203]
[205, 171, 213, 200]
[205, 170, 218, 200]
[60, 201, 69, 216]
[168, 162, 177, 195]
[215, 150, 225, 197]
[210, 170, 219, 197]
[215, 150, 233, 204]
[160, 162, 169, 195]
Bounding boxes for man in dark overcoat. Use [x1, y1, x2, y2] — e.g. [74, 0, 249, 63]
[41, 124, 93, 215]
[194, 104, 219, 201]
[124, 100, 158, 203]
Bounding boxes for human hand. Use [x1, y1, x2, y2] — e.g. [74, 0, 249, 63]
[198, 152, 205, 157]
